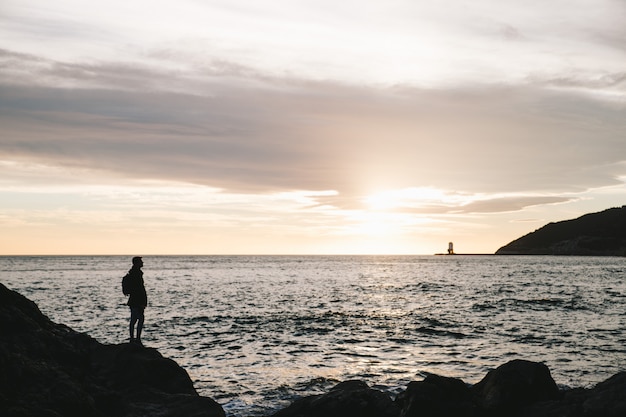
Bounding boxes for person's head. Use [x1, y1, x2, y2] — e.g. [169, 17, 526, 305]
[132, 256, 143, 268]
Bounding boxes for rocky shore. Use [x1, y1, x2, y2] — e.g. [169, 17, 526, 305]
[1, 282, 624, 417]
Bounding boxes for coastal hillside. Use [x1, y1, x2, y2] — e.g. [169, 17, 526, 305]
[496, 206, 626, 256]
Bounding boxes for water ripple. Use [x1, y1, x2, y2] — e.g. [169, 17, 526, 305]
[1, 255, 625, 416]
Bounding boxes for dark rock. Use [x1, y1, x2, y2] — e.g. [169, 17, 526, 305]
[89, 342, 197, 395]
[512, 372, 626, 417]
[0, 283, 224, 417]
[582, 371, 626, 417]
[272, 379, 399, 417]
[395, 373, 479, 417]
[270, 360, 626, 417]
[513, 389, 586, 417]
[472, 359, 560, 413]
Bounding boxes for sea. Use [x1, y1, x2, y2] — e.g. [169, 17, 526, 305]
[1, 255, 625, 416]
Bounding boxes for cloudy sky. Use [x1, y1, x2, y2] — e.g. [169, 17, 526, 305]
[1, 0, 625, 255]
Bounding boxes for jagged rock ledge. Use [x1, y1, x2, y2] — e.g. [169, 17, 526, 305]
[0, 283, 225, 417]
[2, 283, 625, 417]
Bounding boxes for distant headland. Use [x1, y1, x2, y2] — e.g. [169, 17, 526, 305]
[495, 206, 626, 256]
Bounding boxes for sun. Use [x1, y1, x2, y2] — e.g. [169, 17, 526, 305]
[325, 187, 451, 253]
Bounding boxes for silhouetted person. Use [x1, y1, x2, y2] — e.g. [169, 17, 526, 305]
[123, 256, 147, 345]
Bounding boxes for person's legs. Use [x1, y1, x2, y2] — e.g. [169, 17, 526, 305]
[136, 307, 145, 342]
[129, 307, 140, 341]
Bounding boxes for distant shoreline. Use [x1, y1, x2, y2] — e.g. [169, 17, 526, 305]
[434, 253, 494, 256]
[435, 253, 626, 256]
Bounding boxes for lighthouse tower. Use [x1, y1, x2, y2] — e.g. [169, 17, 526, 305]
[448, 242, 454, 255]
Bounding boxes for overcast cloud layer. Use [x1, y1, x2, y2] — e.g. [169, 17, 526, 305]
[1, 0, 625, 254]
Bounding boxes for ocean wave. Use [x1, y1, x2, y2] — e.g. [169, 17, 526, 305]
[2, 255, 625, 417]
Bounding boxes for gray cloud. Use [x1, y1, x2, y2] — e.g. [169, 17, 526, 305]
[313, 194, 576, 215]
[455, 196, 575, 214]
[1, 49, 625, 211]
[536, 70, 626, 92]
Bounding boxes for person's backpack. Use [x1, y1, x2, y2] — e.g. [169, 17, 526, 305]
[122, 273, 131, 296]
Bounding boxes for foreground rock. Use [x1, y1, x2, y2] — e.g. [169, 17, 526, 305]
[273, 380, 399, 417]
[472, 359, 560, 413]
[274, 360, 626, 417]
[0, 283, 224, 417]
[396, 373, 478, 417]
